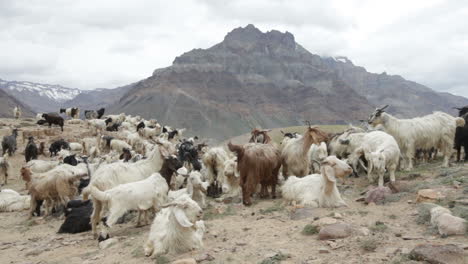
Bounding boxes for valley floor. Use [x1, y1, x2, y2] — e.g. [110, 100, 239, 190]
[0, 118, 467, 264]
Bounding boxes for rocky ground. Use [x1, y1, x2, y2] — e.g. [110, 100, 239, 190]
[0, 118, 467, 264]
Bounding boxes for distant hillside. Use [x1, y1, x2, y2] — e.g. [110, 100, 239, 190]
[62, 84, 134, 111]
[0, 79, 81, 113]
[0, 88, 35, 118]
[108, 24, 468, 140]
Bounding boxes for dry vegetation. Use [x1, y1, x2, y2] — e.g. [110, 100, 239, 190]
[0, 118, 467, 264]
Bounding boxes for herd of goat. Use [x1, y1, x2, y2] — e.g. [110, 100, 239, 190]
[1, 104, 467, 258]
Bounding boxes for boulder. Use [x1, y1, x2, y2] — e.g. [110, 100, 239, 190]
[365, 186, 392, 204]
[313, 217, 338, 227]
[416, 189, 445, 203]
[409, 244, 465, 264]
[318, 223, 353, 240]
[430, 206, 467, 236]
[98, 238, 118, 250]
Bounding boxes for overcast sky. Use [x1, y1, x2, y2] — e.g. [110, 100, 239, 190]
[0, 0, 466, 97]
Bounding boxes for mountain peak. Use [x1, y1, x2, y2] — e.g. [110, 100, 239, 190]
[222, 24, 296, 51]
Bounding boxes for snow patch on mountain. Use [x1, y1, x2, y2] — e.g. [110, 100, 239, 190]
[0, 79, 82, 103]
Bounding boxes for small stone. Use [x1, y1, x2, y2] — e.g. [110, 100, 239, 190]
[365, 186, 392, 204]
[354, 227, 370, 236]
[402, 235, 423, 240]
[25, 247, 45, 257]
[318, 223, 353, 240]
[385, 248, 399, 256]
[400, 248, 411, 254]
[431, 207, 467, 236]
[333, 212, 343, 219]
[407, 200, 413, 204]
[318, 248, 330, 253]
[409, 244, 464, 264]
[313, 217, 338, 227]
[236, 242, 247, 246]
[171, 258, 197, 264]
[99, 238, 118, 249]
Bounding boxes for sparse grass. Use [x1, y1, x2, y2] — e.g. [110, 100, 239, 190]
[259, 201, 284, 215]
[389, 214, 398, 220]
[21, 219, 38, 227]
[358, 210, 369, 216]
[301, 224, 319, 235]
[155, 255, 170, 264]
[416, 203, 437, 225]
[131, 246, 144, 258]
[258, 252, 290, 264]
[384, 192, 407, 203]
[452, 205, 468, 221]
[369, 221, 388, 232]
[226, 256, 234, 262]
[359, 238, 379, 252]
[203, 205, 236, 220]
[390, 254, 411, 264]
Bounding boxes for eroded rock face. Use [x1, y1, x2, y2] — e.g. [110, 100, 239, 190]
[409, 244, 465, 264]
[107, 25, 467, 140]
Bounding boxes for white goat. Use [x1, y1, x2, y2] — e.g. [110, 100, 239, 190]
[221, 158, 240, 198]
[368, 106, 465, 169]
[89, 173, 169, 238]
[0, 189, 30, 212]
[202, 147, 229, 185]
[24, 160, 60, 173]
[282, 156, 352, 207]
[351, 131, 400, 187]
[69, 142, 83, 153]
[82, 144, 169, 236]
[168, 171, 209, 209]
[309, 142, 328, 173]
[87, 119, 106, 134]
[13, 106, 21, 119]
[109, 139, 131, 153]
[144, 194, 205, 257]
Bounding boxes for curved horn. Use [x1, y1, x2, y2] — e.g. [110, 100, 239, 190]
[310, 159, 321, 169]
[379, 105, 389, 111]
[303, 120, 312, 127]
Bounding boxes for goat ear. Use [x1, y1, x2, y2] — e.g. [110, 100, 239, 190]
[173, 207, 193, 228]
[323, 164, 336, 183]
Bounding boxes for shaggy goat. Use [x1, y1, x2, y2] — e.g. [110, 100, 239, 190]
[368, 105, 465, 169]
[228, 142, 281, 206]
[0, 153, 10, 185]
[281, 126, 329, 178]
[0, 188, 30, 212]
[202, 147, 229, 185]
[42, 114, 64, 131]
[25, 137, 38, 162]
[168, 171, 209, 208]
[89, 173, 169, 239]
[144, 194, 205, 257]
[351, 131, 400, 187]
[2, 129, 18, 156]
[249, 129, 272, 144]
[82, 143, 169, 237]
[221, 158, 240, 198]
[309, 142, 328, 173]
[282, 156, 352, 207]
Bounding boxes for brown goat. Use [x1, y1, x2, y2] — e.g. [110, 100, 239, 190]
[281, 126, 330, 178]
[228, 142, 281, 206]
[249, 129, 272, 144]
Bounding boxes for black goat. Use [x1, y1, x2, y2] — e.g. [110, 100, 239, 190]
[455, 106, 468, 117]
[178, 140, 202, 171]
[42, 113, 64, 132]
[24, 136, 38, 162]
[106, 123, 120, 132]
[63, 154, 78, 166]
[160, 155, 183, 186]
[136, 121, 145, 131]
[97, 108, 105, 119]
[119, 148, 132, 162]
[2, 129, 18, 156]
[49, 139, 70, 157]
[36, 119, 47, 125]
[455, 113, 468, 162]
[58, 200, 93, 234]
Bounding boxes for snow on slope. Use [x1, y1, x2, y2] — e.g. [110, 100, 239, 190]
[0, 79, 82, 103]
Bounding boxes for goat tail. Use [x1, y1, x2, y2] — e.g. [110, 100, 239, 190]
[89, 186, 110, 202]
[82, 186, 91, 200]
[455, 117, 465, 127]
[227, 142, 244, 156]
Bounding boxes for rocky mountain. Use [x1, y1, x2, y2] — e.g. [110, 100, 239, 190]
[109, 25, 468, 140]
[0, 79, 81, 113]
[0, 88, 35, 118]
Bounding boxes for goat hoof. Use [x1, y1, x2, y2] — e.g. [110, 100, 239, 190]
[98, 233, 110, 242]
